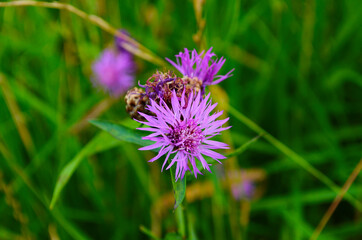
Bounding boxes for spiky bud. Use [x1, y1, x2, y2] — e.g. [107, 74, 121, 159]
[125, 87, 153, 121]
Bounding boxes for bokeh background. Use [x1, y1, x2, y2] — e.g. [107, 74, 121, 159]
[0, 0, 361, 239]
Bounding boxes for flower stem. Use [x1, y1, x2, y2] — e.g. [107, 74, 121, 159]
[176, 204, 186, 237]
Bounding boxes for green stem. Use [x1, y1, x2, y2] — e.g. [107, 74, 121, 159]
[228, 106, 362, 211]
[176, 204, 186, 238]
[169, 163, 187, 237]
[227, 134, 262, 157]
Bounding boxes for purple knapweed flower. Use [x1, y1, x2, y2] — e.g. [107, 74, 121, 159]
[136, 90, 231, 181]
[92, 48, 135, 97]
[166, 47, 234, 87]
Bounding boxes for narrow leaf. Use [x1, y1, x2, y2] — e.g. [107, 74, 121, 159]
[170, 168, 186, 210]
[50, 120, 154, 209]
[50, 132, 120, 209]
[89, 119, 154, 148]
[227, 134, 262, 157]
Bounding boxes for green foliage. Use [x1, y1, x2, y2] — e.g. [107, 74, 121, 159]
[50, 131, 121, 209]
[164, 232, 183, 240]
[170, 170, 186, 210]
[90, 120, 152, 149]
[0, 0, 361, 239]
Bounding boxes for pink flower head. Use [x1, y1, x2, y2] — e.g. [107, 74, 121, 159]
[92, 49, 135, 97]
[136, 90, 231, 181]
[166, 47, 234, 87]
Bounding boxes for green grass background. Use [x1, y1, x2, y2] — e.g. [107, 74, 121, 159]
[0, 0, 361, 239]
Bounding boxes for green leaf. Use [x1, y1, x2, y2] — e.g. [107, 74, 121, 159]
[50, 120, 155, 209]
[170, 167, 186, 210]
[89, 119, 154, 148]
[49, 131, 121, 209]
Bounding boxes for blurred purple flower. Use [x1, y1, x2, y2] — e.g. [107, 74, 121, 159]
[166, 47, 234, 87]
[92, 49, 135, 97]
[227, 170, 256, 200]
[136, 90, 231, 181]
[231, 180, 255, 200]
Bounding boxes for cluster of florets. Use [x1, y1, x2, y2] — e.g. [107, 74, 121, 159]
[142, 70, 202, 103]
[92, 38, 234, 180]
[125, 70, 204, 120]
[125, 48, 234, 124]
[136, 91, 231, 180]
[124, 87, 152, 121]
[130, 48, 234, 180]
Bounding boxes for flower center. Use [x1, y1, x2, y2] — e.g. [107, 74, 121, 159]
[168, 119, 203, 152]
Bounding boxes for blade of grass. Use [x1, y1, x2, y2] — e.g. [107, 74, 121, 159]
[227, 45, 268, 73]
[227, 134, 263, 157]
[51, 209, 91, 240]
[298, 0, 316, 77]
[322, 221, 362, 239]
[0, 73, 35, 155]
[192, 0, 206, 48]
[228, 106, 362, 210]
[10, 79, 59, 125]
[0, 138, 91, 240]
[264, 144, 362, 175]
[120, 143, 158, 202]
[251, 185, 362, 211]
[310, 158, 362, 240]
[280, 209, 335, 240]
[0, 227, 21, 240]
[139, 225, 161, 240]
[187, 211, 198, 240]
[68, 97, 118, 134]
[49, 131, 120, 209]
[50, 119, 152, 209]
[0, 0, 166, 66]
